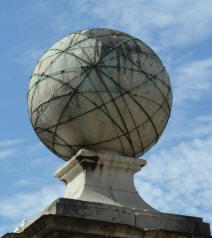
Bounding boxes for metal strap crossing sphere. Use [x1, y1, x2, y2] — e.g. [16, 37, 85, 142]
[28, 28, 172, 161]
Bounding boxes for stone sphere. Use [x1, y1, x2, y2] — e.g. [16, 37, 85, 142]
[28, 28, 172, 161]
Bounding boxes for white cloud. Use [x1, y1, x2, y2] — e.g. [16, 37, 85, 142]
[75, 0, 212, 49]
[174, 57, 212, 104]
[158, 113, 212, 147]
[0, 184, 64, 236]
[182, 115, 212, 138]
[0, 185, 64, 221]
[27, 0, 212, 51]
[15, 180, 35, 187]
[198, 114, 212, 122]
[135, 130, 212, 224]
[0, 139, 24, 148]
[0, 149, 16, 160]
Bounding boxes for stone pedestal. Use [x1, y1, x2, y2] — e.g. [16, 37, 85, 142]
[55, 149, 155, 211]
[2, 149, 210, 238]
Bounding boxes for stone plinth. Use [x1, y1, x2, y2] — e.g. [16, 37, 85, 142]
[54, 149, 155, 211]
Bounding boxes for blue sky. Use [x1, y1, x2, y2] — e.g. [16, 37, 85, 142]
[1, 0, 212, 235]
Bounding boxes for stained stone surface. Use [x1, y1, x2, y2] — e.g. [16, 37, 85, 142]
[3, 198, 210, 237]
[2, 215, 211, 238]
[28, 28, 172, 160]
[54, 149, 155, 210]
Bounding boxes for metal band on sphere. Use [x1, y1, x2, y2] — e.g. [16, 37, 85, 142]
[27, 28, 172, 161]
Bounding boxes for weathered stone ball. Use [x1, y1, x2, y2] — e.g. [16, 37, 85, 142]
[28, 28, 172, 161]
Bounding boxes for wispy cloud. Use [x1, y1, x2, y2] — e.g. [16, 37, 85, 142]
[75, 0, 212, 49]
[135, 125, 212, 224]
[174, 57, 212, 104]
[169, 114, 212, 141]
[0, 139, 24, 148]
[0, 185, 64, 221]
[0, 149, 16, 160]
[0, 139, 25, 160]
[15, 180, 35, 187]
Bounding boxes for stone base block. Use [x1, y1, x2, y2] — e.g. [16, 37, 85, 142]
[2, 198, 210, 237]
[2, 215, 211, 238]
